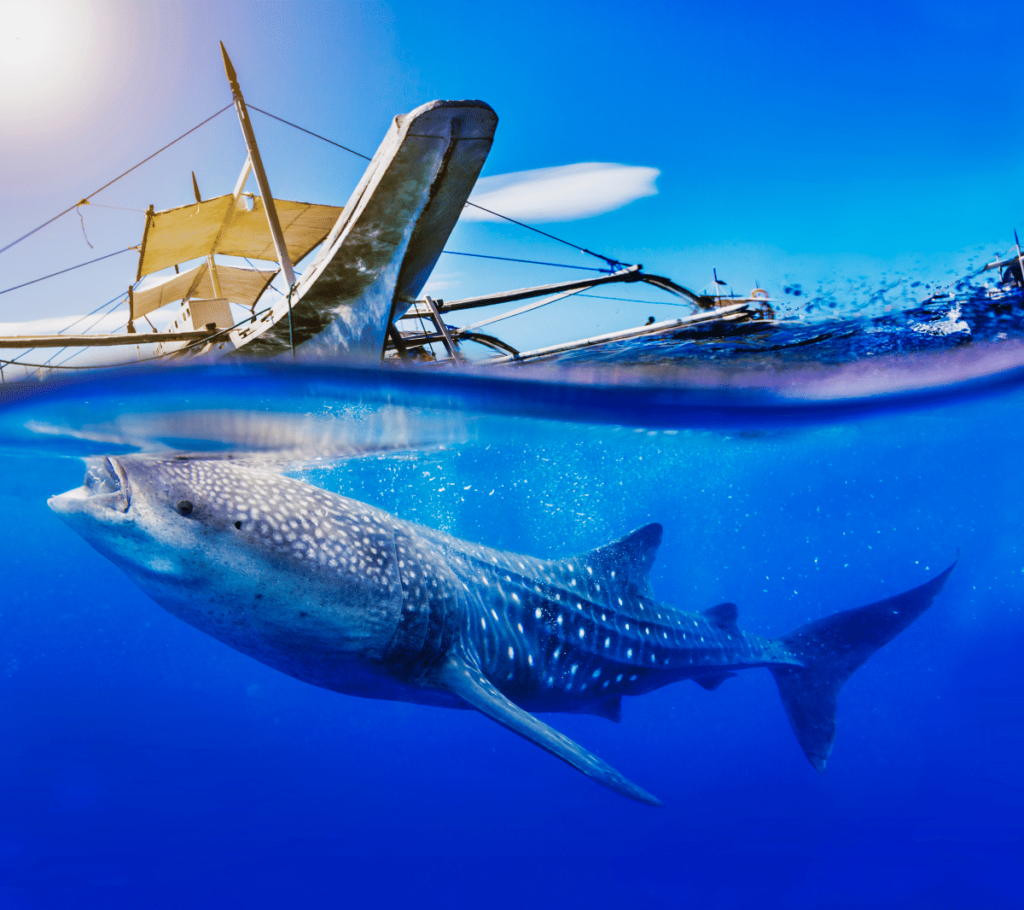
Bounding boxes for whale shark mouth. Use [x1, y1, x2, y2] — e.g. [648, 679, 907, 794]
[82, 456, 131, 513]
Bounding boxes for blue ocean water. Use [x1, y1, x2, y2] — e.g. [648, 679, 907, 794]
[563, 271, 1021, 366]
[1, 341, 1023, 907]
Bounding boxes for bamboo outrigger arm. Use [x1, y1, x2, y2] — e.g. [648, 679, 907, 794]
[394, 301, 757, 362]
[483, 302, 753, 364]
[399, 266, 713, 319]
[637, 273, 714, 308]
[0, 327, 216, 348]
[401, 266, 643, 316]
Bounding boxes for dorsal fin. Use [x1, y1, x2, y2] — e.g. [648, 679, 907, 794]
[702, 602, 740, 635]
[579, 523, 663, 597]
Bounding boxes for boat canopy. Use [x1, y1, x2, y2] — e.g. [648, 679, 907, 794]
[132, 262, 278, 319]
[128, 192, 344, 326]
[137, 194, 344, 279]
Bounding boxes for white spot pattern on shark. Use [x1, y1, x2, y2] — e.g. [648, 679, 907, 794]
[48, 455, 955, 807]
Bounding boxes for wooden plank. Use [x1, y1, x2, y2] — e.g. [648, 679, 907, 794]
[0, 329, 215, 348]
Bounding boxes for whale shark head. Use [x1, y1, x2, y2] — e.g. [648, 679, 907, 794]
[48, 456, 405, 667]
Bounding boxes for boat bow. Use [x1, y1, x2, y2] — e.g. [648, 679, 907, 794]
[226, 99, 499, 360]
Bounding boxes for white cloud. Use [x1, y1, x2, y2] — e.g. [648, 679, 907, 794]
[0, 312, 129, 337]
[0, 308, 180, 340]
[464, 162, 659, 223]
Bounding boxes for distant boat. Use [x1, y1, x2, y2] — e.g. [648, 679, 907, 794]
[0, 45, 773, 378]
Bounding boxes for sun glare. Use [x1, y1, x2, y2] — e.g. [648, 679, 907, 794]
[0, 1, 108, 128]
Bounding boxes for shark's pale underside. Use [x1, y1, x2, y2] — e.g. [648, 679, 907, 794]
[49, 456, 953, 805]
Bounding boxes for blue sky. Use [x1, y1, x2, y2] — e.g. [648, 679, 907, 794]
[2, 0, 1024, 349]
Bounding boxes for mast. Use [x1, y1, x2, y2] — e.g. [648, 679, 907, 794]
[220, 42, 296, 288]
[192, 172, 223, 299]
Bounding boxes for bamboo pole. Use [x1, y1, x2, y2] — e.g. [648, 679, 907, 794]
[455, 286, 588, 333]
[0, 328, 216, 348]
[220, 43, 295, 288]
[190, 171, 224, 300]
[482, 303, 752, 364]
[401, 266, 643, 317]
[422, 296, 461, 363]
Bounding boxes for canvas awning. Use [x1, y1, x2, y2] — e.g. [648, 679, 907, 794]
[131, 262, 277, 320]
[136, 195, 344, 279]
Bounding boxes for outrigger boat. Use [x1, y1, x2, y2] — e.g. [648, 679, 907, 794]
[0, 46, 773, 379]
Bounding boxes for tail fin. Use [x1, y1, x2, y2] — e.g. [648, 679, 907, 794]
[770, 563, 955, 772]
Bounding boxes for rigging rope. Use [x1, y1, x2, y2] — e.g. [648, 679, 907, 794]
[248, 105, 372, 161]
[29, 295, 129, 378]
[7, 288, 129, 364]
[2, 291, 129, 370]
[1, 358, 107, 371]
[441, 251, 608, 272]
[579, 293, 695, 307]
[82, 203, 148, 213]
[77, 207, 94, 249]
[459, 201, 626, 270]
[4, 300, 276, 372]
[0, 248, 136, 297]
[0, 104, 233, 256]
[55, 293, 130, 336]
[247, 105, 627, 271]
[5, 297, 129, 376]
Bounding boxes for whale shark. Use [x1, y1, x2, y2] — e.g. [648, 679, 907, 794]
[49, 455, 953, 805]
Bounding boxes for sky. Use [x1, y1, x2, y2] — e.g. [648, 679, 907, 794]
[2, 0, 1024, 352]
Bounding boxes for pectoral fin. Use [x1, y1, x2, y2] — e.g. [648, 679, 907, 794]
[435, 654, 661, 806]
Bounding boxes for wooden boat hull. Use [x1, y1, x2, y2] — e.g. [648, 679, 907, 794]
[218, 100, 498, 361]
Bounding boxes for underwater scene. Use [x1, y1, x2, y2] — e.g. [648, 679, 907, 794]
[2, 333, 1024, 908]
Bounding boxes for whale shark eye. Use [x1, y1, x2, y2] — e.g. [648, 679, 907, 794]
[176, 500, 194, 516]
[234, 521, 242, 530]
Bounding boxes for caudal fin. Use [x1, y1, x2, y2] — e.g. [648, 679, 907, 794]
[770, 563, 955, 772]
